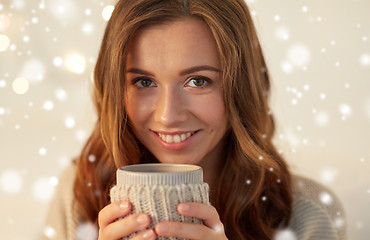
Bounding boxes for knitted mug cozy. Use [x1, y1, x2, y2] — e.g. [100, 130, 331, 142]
[110, 164, 209, 240]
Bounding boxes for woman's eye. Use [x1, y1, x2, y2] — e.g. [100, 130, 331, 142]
[186, 77, 209, 87]
[134, 78, 155, 88]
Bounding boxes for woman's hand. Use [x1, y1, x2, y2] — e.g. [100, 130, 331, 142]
[155, 202, 228, 240]
[98, 201, 156, 240]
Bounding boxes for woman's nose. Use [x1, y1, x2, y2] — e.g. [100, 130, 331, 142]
[153, 88, 188, 126]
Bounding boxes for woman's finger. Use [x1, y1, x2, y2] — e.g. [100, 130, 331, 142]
[177, 202, 224, 232]
[100, 213, 151, 240]
[155, 221, 213, 240]
[98, 201, 131, 228]
[131, 229, 157, 240]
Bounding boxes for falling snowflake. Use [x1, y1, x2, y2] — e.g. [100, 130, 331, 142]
[32, 177, 56, 201]
[287, 43, 311, 68]
[338, 103, 352, 118]
[43, 226, 56, 239]
[281, 61, 294, 74]
[275, 26, 290, 41]
[65, 116, 76, 128]
[360, 53, 370, 67]
[43, 100, 54, 111]
[319, 192, 333, 205]
[315, 112, 330, 126]
[65, 52, 86, 74]
[82, 22, 94, 34]
[320, 168, 339, 184]
[88, 154, 96, 162]
[39, 147, 47, 156]
[76, 222, 98, 240]
[334, 217, 345, 229]
[102, 5, 114, 21]
[53, 57, 63, 67]
[20, 59, 46, 82]
[55, 88, 68, 101]
[0, 169, 23, 194]
[274, 229, 297, 240]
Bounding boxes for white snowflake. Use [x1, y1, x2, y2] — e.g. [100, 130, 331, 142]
[54, 88, 68, 101]
[44, 226, 56, 239]
[274, 229, 297, 240]
[320, 168, 339, 184]
[0, 169, 23, 194]
[20, 59, 46, 82]
[43, 100, 54, 111]
[39, 147, 47, 156]
[315, 112, 330, 126]
[65, 116, 76, 128]
[319, 192, 333, 205]
[338, 103, 352, 117]
[76, 222, 98, 240]
[65, 52, 86, 74]
[82, 22, 94, 34]
[360, 53, 370, 67]
[275, 26, 289, 41]
[281, 61, 294, 74]
[102, 5, 115, 21]
[53, 57, 63, 67]
[287, 43, 311, 67]
[32, 177, 56, 202]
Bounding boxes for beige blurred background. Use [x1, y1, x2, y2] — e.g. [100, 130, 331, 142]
[0, 0, 369, 239]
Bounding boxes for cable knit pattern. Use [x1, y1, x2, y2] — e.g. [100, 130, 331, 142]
[110, 183, 209, 240]
[42, 164, 347, 240]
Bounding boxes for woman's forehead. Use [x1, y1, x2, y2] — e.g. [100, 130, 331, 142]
[126, 18, 220, 72]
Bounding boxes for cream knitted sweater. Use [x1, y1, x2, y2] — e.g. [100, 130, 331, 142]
[42, 164, 347, 240]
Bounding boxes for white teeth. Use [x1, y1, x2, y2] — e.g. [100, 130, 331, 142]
[173, 135, 181, 143]
[157, 132, 195, 143]
[166, 135, 173, 143]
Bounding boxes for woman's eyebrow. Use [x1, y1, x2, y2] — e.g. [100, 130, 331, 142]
[126, 65, 221, 77]
[126, 68, 155, 76]
[179, 65, 221, 76]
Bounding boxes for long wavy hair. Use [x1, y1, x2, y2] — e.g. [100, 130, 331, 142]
[74, 0, 292, 239]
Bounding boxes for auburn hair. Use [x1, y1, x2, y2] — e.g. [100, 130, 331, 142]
[74, 0, 292, 239]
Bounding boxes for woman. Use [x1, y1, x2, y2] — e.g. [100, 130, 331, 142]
[43, 0, 346, 239]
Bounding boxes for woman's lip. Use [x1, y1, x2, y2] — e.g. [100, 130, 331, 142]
[152, 130, 200, 151]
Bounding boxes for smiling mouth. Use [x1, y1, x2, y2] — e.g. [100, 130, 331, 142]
[155, 131, 198, 143]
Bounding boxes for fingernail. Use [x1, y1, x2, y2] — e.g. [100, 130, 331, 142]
[137, 214, 149, 224]
[143, 230, 155, 239]
[119, 201, 129, 209]
[178, 203, 190, 212]
[156, 223, 168, 233]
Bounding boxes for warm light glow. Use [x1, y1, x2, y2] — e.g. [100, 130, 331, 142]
[65, 53, 86, 74]
[102, 5, 114, 21]
[12, 77, 29, 95]
[0, 14, 10, 31]
[0, 34, 10, 52]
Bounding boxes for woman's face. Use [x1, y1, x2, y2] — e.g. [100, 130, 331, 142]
[125, 18, 228, 169]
